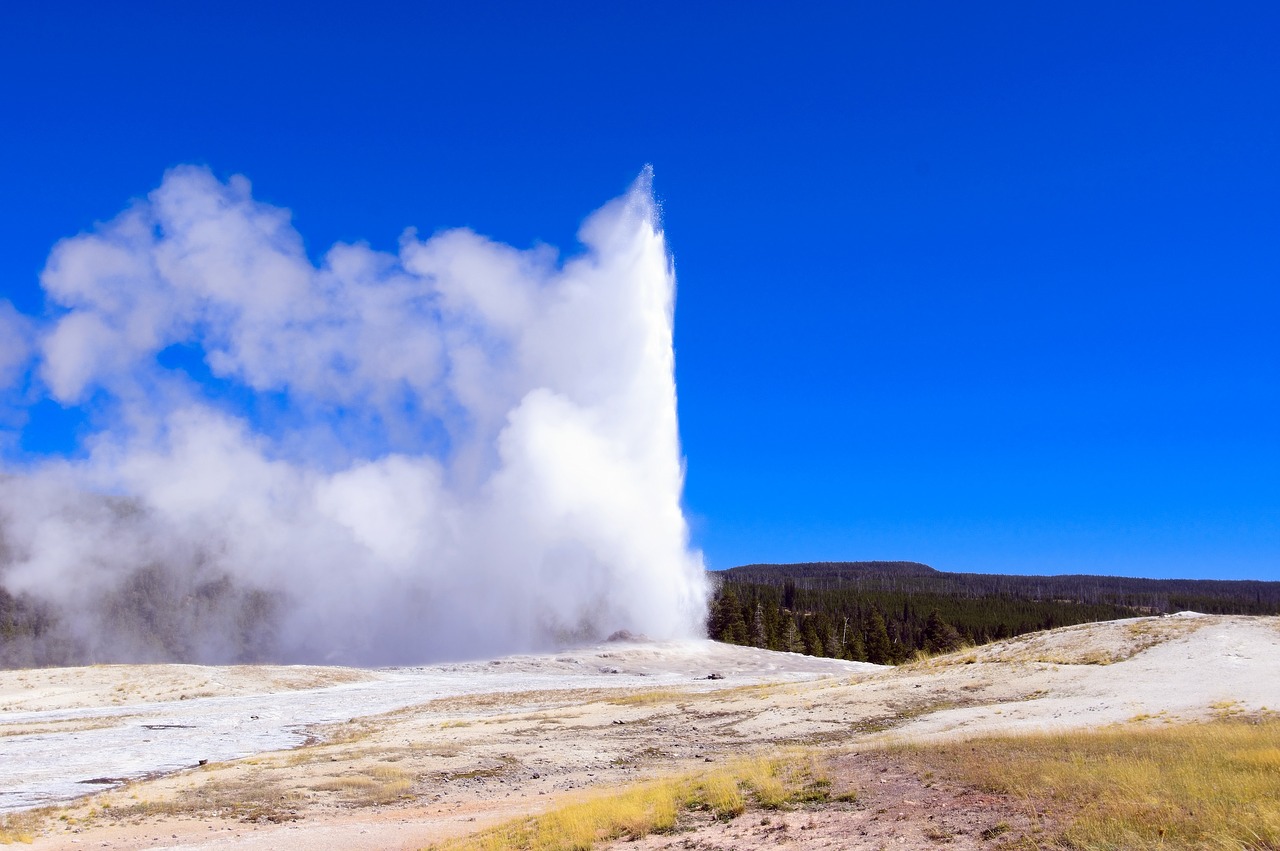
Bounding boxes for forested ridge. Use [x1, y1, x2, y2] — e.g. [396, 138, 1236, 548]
[707, 561, 1280, 664]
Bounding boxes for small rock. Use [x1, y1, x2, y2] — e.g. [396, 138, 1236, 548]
[606, 629, 650, 642]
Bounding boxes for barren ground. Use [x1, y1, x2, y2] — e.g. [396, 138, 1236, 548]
[3, 613, 1277, 850]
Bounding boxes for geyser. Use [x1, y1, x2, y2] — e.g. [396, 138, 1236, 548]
[0, 167, 709, 666]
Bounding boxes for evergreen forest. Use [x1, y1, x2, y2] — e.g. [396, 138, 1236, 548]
[706, 561, 1280, 664]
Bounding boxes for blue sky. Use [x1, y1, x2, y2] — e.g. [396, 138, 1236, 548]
[1, 1, 1276, 580]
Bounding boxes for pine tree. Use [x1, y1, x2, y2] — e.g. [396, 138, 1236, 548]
[764, 601, 783, 650]
[783, 580, 797, 610]
[923, 608, 962, 654]
[846, 629, 866, 662]
[824, 627, 841, 659]
[864, 608, 892, 665]
[707, 586, 728, 639]
[803, 622, 822, 657]
[750, 602, 767, 648]
[783, 617, 804, 654]
[708, 586, 748, 645]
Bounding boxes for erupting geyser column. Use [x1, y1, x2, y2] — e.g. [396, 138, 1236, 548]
[0, 167, 710, 666]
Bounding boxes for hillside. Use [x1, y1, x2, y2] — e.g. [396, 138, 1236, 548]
[709, 561, 1280, 662]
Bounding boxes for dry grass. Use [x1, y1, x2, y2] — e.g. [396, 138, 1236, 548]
[899, 716, 1280, 850]
[0, 808, 47, 844]
[315, 714, 394, 745]
[93, 762, 416, 825]
[903, 641, 979, 668]
[312, 765, 414, 805]
[603, 683, 782, 708]
[715, 682, 788, 700]
[605, 690, 689, 706]
[422, 689, 618, 713]
[1211, 699, 1249, 719]
[1121, 617, 1208, 655]
[943, 616, 1211, 668]
[103, 774, 304, 824]
[429, 751, 847, 851]
[601, 680, 788, 706]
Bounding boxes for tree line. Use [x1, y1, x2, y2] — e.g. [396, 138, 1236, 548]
[725, 562, 1280, 614]
[706, 561, 1280, 664]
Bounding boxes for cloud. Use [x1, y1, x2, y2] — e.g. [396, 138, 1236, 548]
[0, 300, 33, 391]
[0, 166, 709, 666]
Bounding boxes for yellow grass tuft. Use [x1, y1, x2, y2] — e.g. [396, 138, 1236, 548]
[898, 716, 1280, 850]
[313, 765, 413, 805]
[314, 776, 377, 791]
[696, 770, 745, 818]
[430, 751, 842, 851]
[734, 757, 787, 808]
[605, 690, 687, 706]
[0, 809, 44, 844]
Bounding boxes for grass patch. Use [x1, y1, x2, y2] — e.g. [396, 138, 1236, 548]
[959, 616, 1211, 668]
[1211, 699, 1247, 719]
[603, 683, 780, 708]
[422, 689, 619, 713]
[1120, 618, 1208, 657]
[0, 808, 47, 844]
[905, 642, 978, 668]
[312, 766, 414, 805]
[606, 690, 688, 706]
[898, 716, 1280, 850]
[429, 751, 846, 851]
[104, 774, 304, 824]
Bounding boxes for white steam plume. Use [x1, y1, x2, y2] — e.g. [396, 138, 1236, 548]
[0, 166, 709, 665]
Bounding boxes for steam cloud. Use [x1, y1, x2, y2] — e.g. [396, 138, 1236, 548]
[0, 167, 709, 666]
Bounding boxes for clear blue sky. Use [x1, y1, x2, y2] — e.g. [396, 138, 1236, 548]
[1, 2, 1276, 580]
